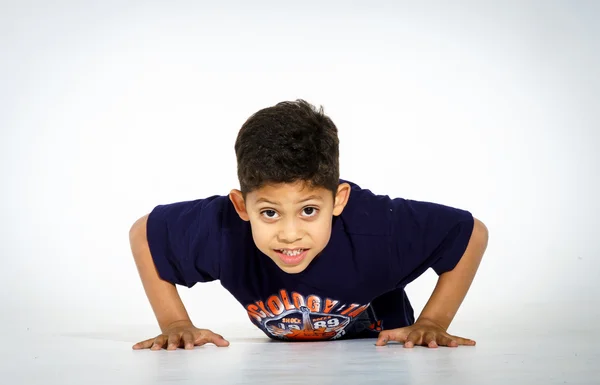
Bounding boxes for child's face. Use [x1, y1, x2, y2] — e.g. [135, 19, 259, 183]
[229, 181, 351, 274]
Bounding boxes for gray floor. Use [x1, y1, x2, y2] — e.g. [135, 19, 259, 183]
[2, 301, 598, 385]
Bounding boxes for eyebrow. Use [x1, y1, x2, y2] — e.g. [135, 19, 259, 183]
[255, 195, 324, 205]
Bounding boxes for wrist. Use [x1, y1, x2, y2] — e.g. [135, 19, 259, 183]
[415, 317, 447, 331]
[162, 319, 193, 332]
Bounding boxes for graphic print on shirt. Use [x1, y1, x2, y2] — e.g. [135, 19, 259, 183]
[245, 289, 372, 341]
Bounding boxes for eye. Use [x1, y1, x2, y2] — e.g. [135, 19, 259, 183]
[302, 207, 319, 217]
[261, 209, 279, 219]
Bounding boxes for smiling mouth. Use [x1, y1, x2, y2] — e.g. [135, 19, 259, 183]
[273, 248, 310, 265]
[275, 248, 308, 255]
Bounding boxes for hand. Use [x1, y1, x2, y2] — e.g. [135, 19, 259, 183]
[375, 319, 475, 348]
[132, 321, 230, 350]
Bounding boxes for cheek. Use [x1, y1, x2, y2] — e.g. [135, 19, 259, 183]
[311, 218, 332, 244]
[249, 220, 274, 247]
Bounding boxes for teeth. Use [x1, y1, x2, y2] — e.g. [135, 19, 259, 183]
[280, 249, 304, 256]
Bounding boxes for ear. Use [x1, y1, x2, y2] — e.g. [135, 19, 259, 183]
[229, 189, 250, 221]
[332, 182, 351, 216]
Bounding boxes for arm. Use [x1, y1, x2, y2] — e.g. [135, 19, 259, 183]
[376, 217, 489, 347]
[129, 214, 192, 332]
[416, 217, 489, 330]
[129, 212, 229, 350]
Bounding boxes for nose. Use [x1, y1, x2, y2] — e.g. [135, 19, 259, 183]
[278, 217, 303, 243]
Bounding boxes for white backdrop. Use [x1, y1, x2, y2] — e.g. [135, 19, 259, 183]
[1, 1, 598, 336]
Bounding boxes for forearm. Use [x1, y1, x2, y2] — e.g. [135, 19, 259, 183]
[129, 214, 192, 332]
[417, 218, 489, 330]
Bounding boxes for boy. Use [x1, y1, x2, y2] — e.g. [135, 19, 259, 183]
[129, 100, 489, 350]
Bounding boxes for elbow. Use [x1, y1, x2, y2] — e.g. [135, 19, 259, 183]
[472, 217, 489, 253]
[129, 213, 149, 243]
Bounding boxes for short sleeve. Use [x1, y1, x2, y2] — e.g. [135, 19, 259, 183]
[145, 195, 226, 288]
[390, 198, 474, 287]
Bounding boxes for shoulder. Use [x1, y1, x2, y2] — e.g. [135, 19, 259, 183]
[338, 179, 394, 235]
[338, 180, 473, 237]
[148, 194, 244, 236]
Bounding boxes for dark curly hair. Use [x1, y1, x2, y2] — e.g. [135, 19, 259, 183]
[234, 99, 340, 198]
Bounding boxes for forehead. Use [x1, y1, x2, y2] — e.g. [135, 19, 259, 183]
[248, 181, 331, 205]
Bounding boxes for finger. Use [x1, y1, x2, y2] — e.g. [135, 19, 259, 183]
[167, 333, 181, 350]
[375, 329, 409, 346]
[132, 338, 153, 350]
[182, 331, 195, 350]
[436, 333, 459, 347]
[132, 338, 156, 350]
[151, 335, 167, 350]
[453, 336, 476, 346]
[423, 331, 438, 349]
[375, 331, 391, 346]
[208, 333, 230, 347]
[448, 334, 476, 346]
[404, 330, 422, 348]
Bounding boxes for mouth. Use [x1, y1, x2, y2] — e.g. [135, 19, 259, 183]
[274, 248, 309, 265]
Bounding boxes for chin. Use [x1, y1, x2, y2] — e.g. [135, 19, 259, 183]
[278, 263, 309, 274]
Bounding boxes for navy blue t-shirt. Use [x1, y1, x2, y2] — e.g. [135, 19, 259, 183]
[146, 180, 474, 341]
